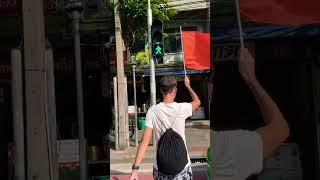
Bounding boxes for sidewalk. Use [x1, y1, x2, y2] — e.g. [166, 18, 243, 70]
[110, 170, 207, 180]
[110, 120, 210, 175]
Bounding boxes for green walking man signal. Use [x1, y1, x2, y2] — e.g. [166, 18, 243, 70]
[154, 42, 163, 56]
[152, 20, 164, 58]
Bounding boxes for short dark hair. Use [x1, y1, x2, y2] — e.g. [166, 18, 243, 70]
[160, 76, 177, 95]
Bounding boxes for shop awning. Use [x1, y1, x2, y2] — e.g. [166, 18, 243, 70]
[111, 65, 210, 77]
[213, 24, 320, 42]
[142, 68, 210, 76]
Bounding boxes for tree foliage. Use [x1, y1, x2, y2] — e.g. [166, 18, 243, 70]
[120, 0, 177, 26]
[135, 45, 149, 64]
[110, 0, 177, 48]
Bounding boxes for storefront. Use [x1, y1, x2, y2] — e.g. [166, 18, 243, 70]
[52, 45, 111, 148]
[0, 44, 111, 179]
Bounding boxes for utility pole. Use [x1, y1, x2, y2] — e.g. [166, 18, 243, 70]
[148, 0, 156, 106]
[114, 0, 127, 150]
[65, 0, 86, 179]
[113, 77, 119, 150]
[132, 63, 138, 147]
[22, 0, 51, 179]
[45, 48, 59, 180]
[72, 10, 87, 180]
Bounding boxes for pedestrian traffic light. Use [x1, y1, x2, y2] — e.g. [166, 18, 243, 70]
[152, 20, 164, 58]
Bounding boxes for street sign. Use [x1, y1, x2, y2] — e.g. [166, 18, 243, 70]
[65, 0, 84, 12]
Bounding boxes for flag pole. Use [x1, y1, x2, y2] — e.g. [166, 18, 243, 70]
[180, 26, 187, 77]
[235, 0, 245, 49]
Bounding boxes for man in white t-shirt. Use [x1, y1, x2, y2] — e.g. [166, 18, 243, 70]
[212, 48, 290, 180]
[130, 76, 201, 180]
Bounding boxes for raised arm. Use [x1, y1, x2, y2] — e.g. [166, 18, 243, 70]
[239, 48, 290, 158]
[184, 76, 201, 112]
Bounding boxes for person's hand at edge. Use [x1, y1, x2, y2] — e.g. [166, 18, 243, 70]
[184, 75, 191, 88]
[129, 170, 138, 180]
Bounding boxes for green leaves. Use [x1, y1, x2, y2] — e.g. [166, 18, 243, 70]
[135, 44, 150, 64]
[120, 0, 176, 22]
[118, 0, 177, 40]
[108, 0, 177, 53]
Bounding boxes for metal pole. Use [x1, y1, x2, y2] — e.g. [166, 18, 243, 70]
[147, 0, 156, 146]
[113, 77, 119, 150]
[132, 65, 138, 147]
[148, 0, 156, 106]
[235, 0, 245, 49]
[124, 77, 129, 147]
[207, 3, 210, 32]
[180, 26, 187, 77]
[45, 48, 59, 180]
[11, 49, 25, 180]
[72, 10, 86, 180]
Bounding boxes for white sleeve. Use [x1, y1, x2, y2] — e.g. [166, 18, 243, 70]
[179, 103, 193, 118]
[228, 130, 263, 179]
[145, 108, 155, 129]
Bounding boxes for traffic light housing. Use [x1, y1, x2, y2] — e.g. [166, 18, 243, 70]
[151, 20, 164, 58]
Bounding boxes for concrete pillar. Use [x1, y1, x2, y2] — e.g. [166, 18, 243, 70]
[114, 0, 127, 150]
[22, 0, 51, 179]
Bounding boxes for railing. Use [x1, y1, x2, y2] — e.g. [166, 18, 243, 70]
[132, 52, 184, 68]
[163, 52, 184, 65]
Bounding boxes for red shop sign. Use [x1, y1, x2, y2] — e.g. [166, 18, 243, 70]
[0, 0, 61, 16]
[0, 53, 11, 80]
[0, 0, 22, 16]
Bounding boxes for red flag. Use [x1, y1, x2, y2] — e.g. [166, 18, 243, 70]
[239, 0, 320, 25]
[182, 31, 210, 70]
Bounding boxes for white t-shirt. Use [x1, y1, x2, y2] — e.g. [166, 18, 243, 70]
[145, 102, 193, 170]
[212, 130, 263, 180]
